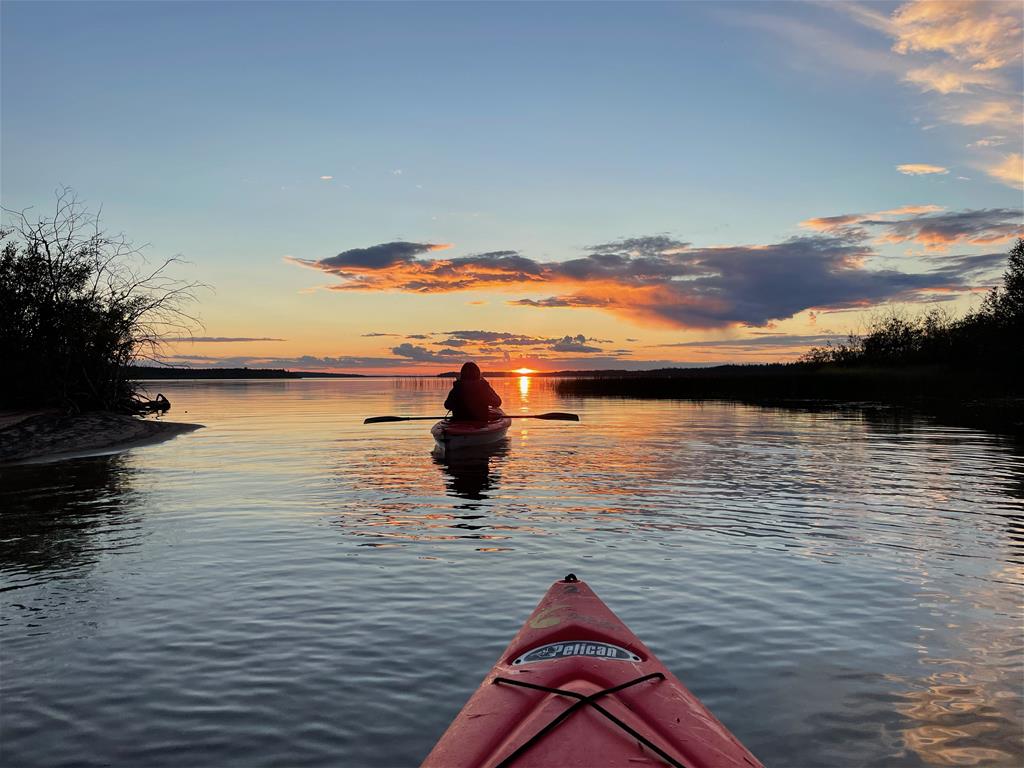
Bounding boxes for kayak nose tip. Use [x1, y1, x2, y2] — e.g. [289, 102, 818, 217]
[563, 573, 579, 583]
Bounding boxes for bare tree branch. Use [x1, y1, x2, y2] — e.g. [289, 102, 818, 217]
[1, 188, 208, 411]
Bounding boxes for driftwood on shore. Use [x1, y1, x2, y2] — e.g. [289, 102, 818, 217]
[128, 392, 171, 414]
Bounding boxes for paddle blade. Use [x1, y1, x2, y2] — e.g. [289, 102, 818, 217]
[533, 412, 580, 421]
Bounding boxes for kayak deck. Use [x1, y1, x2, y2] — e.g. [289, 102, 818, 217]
[423, 575, 763, 768]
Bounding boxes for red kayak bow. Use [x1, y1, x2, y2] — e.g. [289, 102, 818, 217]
[423, 574, 763, 768]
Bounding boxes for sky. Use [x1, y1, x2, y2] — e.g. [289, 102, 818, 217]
[2, 1, 1022, 373]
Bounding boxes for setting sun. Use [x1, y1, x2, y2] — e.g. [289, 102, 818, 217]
[512, 367, 537, 375]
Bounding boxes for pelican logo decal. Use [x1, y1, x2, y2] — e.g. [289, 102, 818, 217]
[512, 641, 641, 665]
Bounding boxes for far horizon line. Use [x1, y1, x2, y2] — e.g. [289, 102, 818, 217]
[129, 362, 784, 380]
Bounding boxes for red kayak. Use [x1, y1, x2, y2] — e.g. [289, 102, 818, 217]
[423, 575, 763, 768]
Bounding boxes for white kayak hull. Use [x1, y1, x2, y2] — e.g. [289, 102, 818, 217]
[431, 409, 511, 451]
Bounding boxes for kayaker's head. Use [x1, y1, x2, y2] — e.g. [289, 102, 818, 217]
[460, 361, 481, 381]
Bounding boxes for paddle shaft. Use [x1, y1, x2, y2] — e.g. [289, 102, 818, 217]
[364, 412, 579, 424]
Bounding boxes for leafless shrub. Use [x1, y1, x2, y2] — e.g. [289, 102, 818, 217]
[1, 188, 205, 411]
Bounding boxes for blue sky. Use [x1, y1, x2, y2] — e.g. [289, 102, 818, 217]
[3, 1, 1021, 372]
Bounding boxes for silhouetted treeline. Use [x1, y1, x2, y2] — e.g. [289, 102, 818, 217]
[556, 364, 1016, 401]
[129, 367, 365, 379]
[802, 238, 1023, 371]
[1, 191, 199, 412]
[131, 367, 300, 380]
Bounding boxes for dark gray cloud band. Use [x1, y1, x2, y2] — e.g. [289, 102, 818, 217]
[287, 209, 1021, 329]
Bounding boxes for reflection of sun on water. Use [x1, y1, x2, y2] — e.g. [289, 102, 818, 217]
[518, 374, 531, 402]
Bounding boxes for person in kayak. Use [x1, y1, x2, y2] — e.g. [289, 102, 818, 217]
[444, 362, 501, 422]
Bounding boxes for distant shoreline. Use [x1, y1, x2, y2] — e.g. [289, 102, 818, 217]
[129, 365, 707, 380]
[130, 366, 365, 380]
[0, 410, 202, 465]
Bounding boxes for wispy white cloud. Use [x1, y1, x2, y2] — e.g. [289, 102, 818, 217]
[897, 163, 949, 176]
[727, 10, 901, 76]
[967, 136, 1007, 148]
[952, 99, 1021, 131]
[903, 63, 1000, 94]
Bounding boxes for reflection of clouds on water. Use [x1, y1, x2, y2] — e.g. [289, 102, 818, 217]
[887, 562, 1024, 767]
[896, 669, 1021, 767]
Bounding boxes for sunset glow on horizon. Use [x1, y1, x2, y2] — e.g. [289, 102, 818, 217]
[3, 1, 1021, 375]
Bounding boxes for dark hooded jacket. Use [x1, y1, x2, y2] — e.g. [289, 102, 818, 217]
[444, 378, 502, 422]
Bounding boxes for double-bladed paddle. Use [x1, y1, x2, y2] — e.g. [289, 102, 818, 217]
[364, 412, 579, 424]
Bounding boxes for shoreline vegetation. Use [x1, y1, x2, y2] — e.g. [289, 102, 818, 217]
[1, 193, 207, 464]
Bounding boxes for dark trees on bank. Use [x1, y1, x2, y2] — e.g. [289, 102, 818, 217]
[803, 238, 1024, 372]
[1, 190, 200, 412]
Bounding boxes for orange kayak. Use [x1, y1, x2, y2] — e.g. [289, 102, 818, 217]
[423, 575, 763, 768]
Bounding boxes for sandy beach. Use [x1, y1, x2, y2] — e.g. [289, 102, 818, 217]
[0, 410, 202, 464]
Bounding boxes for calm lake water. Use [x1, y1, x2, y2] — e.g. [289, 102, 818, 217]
[2, 378, 1022, 767]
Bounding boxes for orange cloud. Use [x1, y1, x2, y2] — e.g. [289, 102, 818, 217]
[801, 204, 946, 231]
[986, 153, 1024, 190]
[891, 0, 1023, 71]
[876, 204, 945, 216]
[801, 205, 1023, 250]
[800, 214, 864, 232]
[876, 208, 1024, 251]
